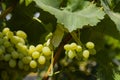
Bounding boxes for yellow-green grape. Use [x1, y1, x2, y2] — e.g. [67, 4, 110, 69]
[86, 42, 95, 49]
[6, 46, 15, 53]
[32, 51, 40, 59]
[42, 46, 51, 56]
[9, 59, 16, 68]
[64, 44, 71, 51]
[67, 50, 76, 59]
[16, 43, 28, 55]
[29, 60, 37, 68]
[0, 38, 4, 45]
[76, 45, 82, 52]
[0, 32, 3, 38]
[10, 36, 25, 44]
[16, 30, 27, 39]
[24, 64, 30, 71]
[4, 54, 11, 62]
[70, 43, 77, 50]
[6, 31, 14, 38]
[2, 27, 10, 35]
[0, 46, 5, 55]
[18, 60, 24, 69]
[35, 44, 43, 52]
[82, 50, 90, 59]
[18, 53, 24, 59]
[22, 56, 32, 64]
[28, 45, 36, 55]
[3, 40, 11, 48]
[38, 55, 46, 65]
[89, 49, 96, 55]
[11, 51, 19, 59]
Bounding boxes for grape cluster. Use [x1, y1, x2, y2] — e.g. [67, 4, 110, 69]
[0, 27, 53, 79]
[64, 42, 96, 59]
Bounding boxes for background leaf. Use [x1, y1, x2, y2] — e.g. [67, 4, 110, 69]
[34, 0, 105, 32]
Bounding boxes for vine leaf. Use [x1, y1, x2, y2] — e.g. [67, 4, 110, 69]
[34, 0, 105, 32]
[51, 24, 64, 48]
[101, 0, 120, 32]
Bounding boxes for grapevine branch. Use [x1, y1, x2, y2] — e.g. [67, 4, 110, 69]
[0, 1, 18, 19]
[43, 34, 72, 80]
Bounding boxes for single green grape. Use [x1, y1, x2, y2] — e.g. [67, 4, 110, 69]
[4, 54, 11, 62]
[16, 30, 27, 39]
[29, 60, 37, 68]
[70, 43, 77, 50]
[3, 40, 11, 48]
[22, 56, 32, 64]
[89, 49, 96, 55]
[35, 44, 43, 52]
[9, 59, 16, 68]
[16, 43, 28, 55]
[38, 55, 46, 65]
[2, 27, 10, 35]
[86, 42, 95, 49]
[10, 36, 25, 44]
[11, 51, 19, 59]
[6, 31, 14, 38]
[42, 46, 51, 56]
[64, 44, 71, 51]
[18, 60, 24, 70]
[28, 45, 36, 55]
[82, 50, 90, 59]
[76, 45, 82, 52]
[32, 51, 40, 59]
[6, 46, 15, 53]
[67, 50, 76, 59]
[24, 64, 30, 71]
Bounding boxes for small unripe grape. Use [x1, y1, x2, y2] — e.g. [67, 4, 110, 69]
[18, 60, 24, 69]
[42, 46, 51, 56]
[89, 49, 96, 55]
[16, 43, 28, 55]
[35, 44, 43, 52]
[32, 51, 40, 59]
[4, 54, 11, 62]
[0, 38, 4, 45]
[29, 60, 37, 68]
[83, 50, 90, 58]
[18, 53, 24, 59]
[11, 36, 25, 44]
[11, 51, 19, 59]
[6, 47, 15, 53]
[38, 55, 46, 65]
[76, 45, 82, 52]
[22, 56, 32, 64]
[0, 32, 3, 38]
[9, 59, 16, 68]
[6, 31, 14, 38]
[16, 30, 27, 39]
[86, 42, 95, 49]
[2, 27, 10, 35]
[70, 43, 77, 50]
[28, 45, 36, 55]
[24, 64, 30, 71]
[67, 50, 76, 59]
[64, 44, 71, 51]
[3, 40, 11, 48]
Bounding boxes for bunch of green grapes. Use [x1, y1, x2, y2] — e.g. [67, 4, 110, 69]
[0, 27, 53, 79]
[64, 42, 96, 59]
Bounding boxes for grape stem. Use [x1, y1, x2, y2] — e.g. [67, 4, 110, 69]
[0, 1, 18, 19]
[42, 34, 72, 80]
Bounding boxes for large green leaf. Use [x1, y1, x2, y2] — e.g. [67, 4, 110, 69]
[34, 0, 105, 32]
[101, 0, 120, 32]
